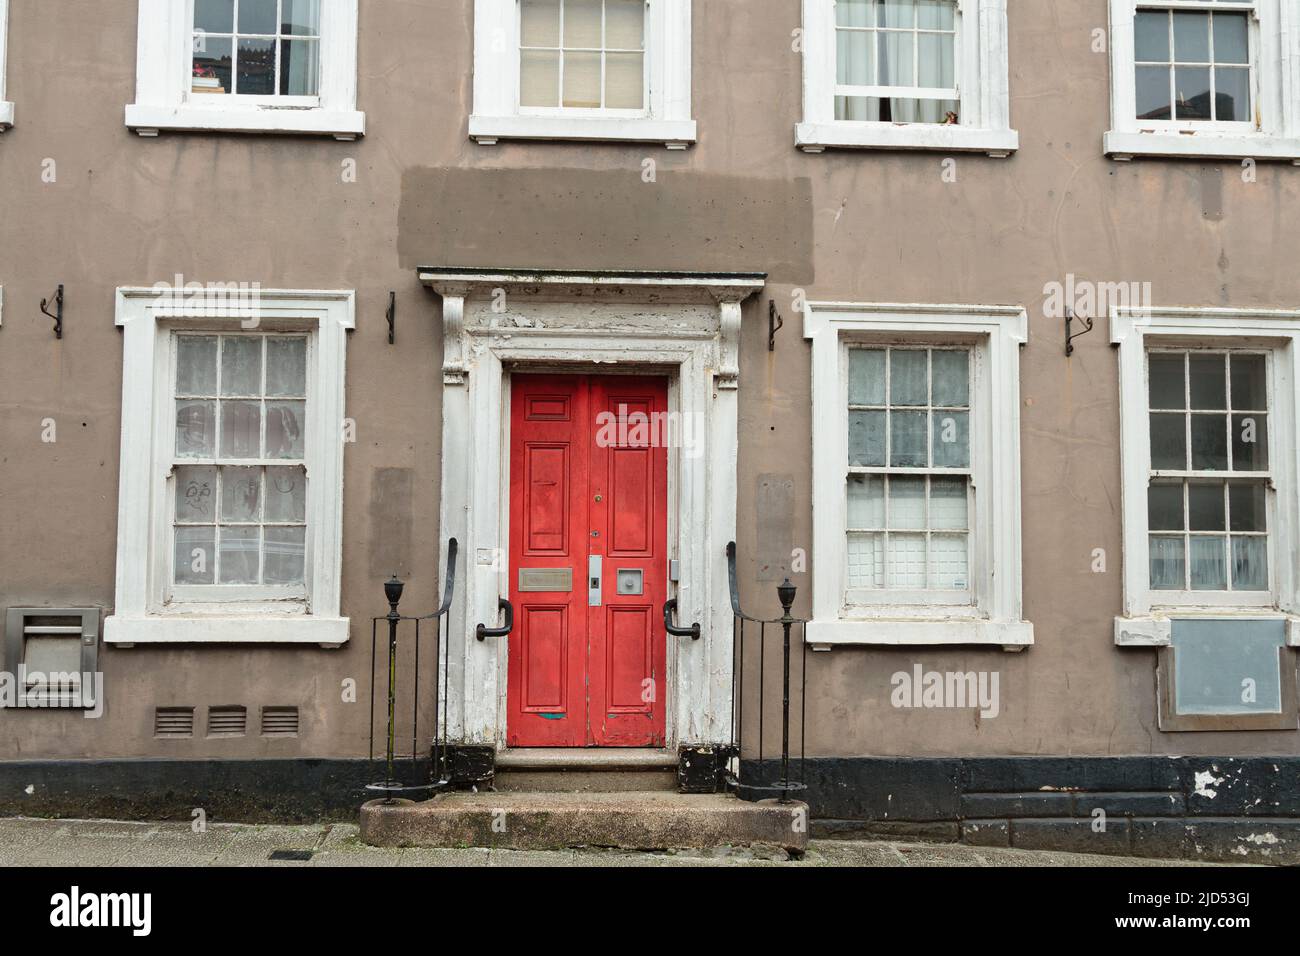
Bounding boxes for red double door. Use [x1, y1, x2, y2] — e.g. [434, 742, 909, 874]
[507, 373, 669, 747]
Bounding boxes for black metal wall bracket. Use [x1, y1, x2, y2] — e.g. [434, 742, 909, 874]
[41, 285, 64, 340]
[768, 298, 784, 352]
[386, 291, 396, 345]
[1065, 306, 1093, 357]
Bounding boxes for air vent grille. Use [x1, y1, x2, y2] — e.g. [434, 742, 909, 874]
[261, 706, 300, 737]
[207, 706, 248, 737]
[154, 707, 195, 738]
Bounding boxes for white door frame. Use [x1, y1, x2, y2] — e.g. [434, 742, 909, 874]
[420, 269, 765, 750]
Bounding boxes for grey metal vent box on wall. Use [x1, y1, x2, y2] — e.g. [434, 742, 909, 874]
[1159, 619, 1298, 731]
[3, 608, 101, 709]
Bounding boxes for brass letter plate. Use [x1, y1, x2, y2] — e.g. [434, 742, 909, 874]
[518, 568, 573, 593]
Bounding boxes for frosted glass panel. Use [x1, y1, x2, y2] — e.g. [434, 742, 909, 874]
[177, 337, 218, 395]
[606, 0, 644, 48]
[931, 411, 969, 468]
[265, 527, 306, 585]
[847, 475, 885, 528]
[522, 0, 561, 46]
[176, 401, 217, 458]
[218, 526, 260, 585]
[175, 527, 216, 585]
[848, 349, 886, 406]
[928, 534, 968, 590]
[847, 532, 884, 588]
[266, 466, 307, 523]
[563, 51, 602, 108]
[221, 466, 262, 522]
[931, 350, 968, 407]
[889, 478, 926, 529]
[266, 402, 305, 459]
[888, 534, 926, 587]
[521, 51, 560, 107]
[221, 401, 262, 459]
[929, 477, 967, 530]
[849, 410, 887, 467]
[1231, 536, 1268, 591]
[1172, 619, 1284, 715]
[175, 466, 217, 522]
[1188, 536, 1226, 590]
[890, 410, 928, 467]
[889, 351, 927, 406]
[564, 0, 603, 47]
[266, 338, 306, 398]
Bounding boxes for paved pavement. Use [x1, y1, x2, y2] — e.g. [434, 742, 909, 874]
[0, 817, 1227, 866]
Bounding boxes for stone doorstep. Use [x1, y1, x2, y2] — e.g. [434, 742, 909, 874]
[493, 748, 678, 770]
[359, 792, 809, 853]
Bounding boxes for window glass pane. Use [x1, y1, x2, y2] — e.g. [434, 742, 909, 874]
[175, 527, 216, 585]
[916, 0, 954, 31]
[221, 337, 262, 396]
[218, 526, 260, 585]
[917, 33, 954, 88]
[280, 39, 319, 96]
[1231, 413, 1267, 470]
[193, 35, 233, 94]
[266, 466, 308, 523]
[1230, 354, 1266, 409]
[931, 411, 969, 469]
[563, 50, 602, 107]
[238, 0, 278, 35]
[282, 0, 322, 36]
[1149, 535, 1185, 590]
[175, 465, 217, 523]
[195, 0, 235, 34]
[890, 410, 928, 467]
[1231, 536, 1268, 591]
[564, 0, 603, 47]
[1147, 354, 1184, 409]
[1148, 481, 1184, 531]
[878, 30, 915, 87]
[220, 465, 262, 522]
[266, 338, 307, 397]
[221, 401, 263, 459]
[1212, 12, 1249, 64]
[1188, 536, 1227, 590]
[522, 0, 561, 46]
[606, 0, 644, 48]
[889, 350, 927, 405]
[177, 336, 218, 395]
[606, 52, 644, 109]
[1228, 482, 1266, 533]
[521, 50, 561, 106]
[848, 349, 886, 405]
[1136, 65, 1172, 119]
[847, 475, 885, 528]
[1189, 414, 1227, 470]
[1149, 413, 1186, 470]
[928, 534, 968, 590]
[931, 350, 968, 407]
[1215, 67, 1249, 122]
[838, 29, 875, 85]
[889, 477, 926, 530]
[236, 37, 276, 95]
[848, 410, 886, 466]
[1188, 482, 1224, 532]
[266, 402, 306, 459]
[929, 477, 967, 530]
[1187, 354, 1225, 409]
[1134, 11, 1169, 61]
[847, 533, 884, 588]
[1174, 66, 1212, 120]
[265, 527, 306, 585]
[176, 401, 217, 458]
[887, 534, 926, 588]
[837, 0, 873, 28]
[881, 0, 915, 29]
[1173, 11, 1210, 62]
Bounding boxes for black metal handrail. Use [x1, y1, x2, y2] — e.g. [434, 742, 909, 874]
[663, 598, 700, 639]
[367, 538, 458, 802]
[725, 541, 807, 804]
[476, 597, 514, 641]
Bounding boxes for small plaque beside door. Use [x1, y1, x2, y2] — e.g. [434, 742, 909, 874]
[518, 568, 573, 592]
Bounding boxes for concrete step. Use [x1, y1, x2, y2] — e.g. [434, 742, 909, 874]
[360, 791, 809, 853]
[493, 748, 678, 792]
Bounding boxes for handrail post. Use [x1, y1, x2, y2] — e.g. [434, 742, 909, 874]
[382, 575, 404, 800]
[776, 577, 796, 804]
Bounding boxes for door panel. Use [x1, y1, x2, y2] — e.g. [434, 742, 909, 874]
[507, 373, 668, 747]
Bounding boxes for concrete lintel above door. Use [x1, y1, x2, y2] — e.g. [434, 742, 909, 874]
[418, 267, 766, 307]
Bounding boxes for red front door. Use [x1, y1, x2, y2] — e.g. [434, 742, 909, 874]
[507, 373, 669, 747]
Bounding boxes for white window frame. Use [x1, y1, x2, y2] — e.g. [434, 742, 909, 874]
[470, 0, 696, 148]
[796, 0, 1018, 156]
[0, 0, 13, 130]
[1106, 0, 1300, 161]
[1113, 306, 1300, 648]
[105, 288, 354, 647]
[125, 0, 364, 140]
[804, 302, 1032, 649]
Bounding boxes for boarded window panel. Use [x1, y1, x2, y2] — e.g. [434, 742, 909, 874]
[1172, 619, 1285, 715]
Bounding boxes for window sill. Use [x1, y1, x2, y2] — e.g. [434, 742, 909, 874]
[125, 104, 365, 140]
[796, 121, 1019, 156]
[104, 614, 349, 647]
[469, 113, 697, 148]
[0, 101, 12, 129]
[1105, 129, 1300, 163]
[1115, 613, 1300, 648]
[806, 618, 1033, 650]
